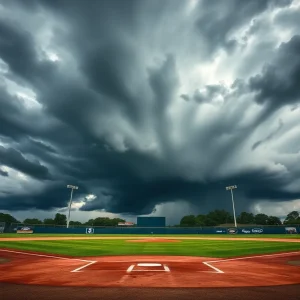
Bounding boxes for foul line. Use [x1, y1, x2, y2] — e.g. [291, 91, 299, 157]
[0, 249, 97, 273]
[204, 250, 300, 264]
[202, 262, 224, 273]
[202, 250, 300, 274]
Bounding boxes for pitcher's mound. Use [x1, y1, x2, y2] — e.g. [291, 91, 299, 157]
[127, 238, 181, 243]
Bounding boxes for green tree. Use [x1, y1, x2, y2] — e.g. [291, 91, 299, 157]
[195, 214, 206, 226]
[180, 215, 196, 226]
[43, 218, 55, 225]
[69, 221, 82, 226]
[23, 218, 43, 225]
[0, 213, 19, 224]
[267, 216, 282, 225]
[54, 213, 67, 225]
[111, 218, 126, 226]
[254, 213, 269, 225]
[205, 209, 233, 226]
[284, 211, 299, 224]
[84, 219, 95, 226]
[237, 212, 255, 224]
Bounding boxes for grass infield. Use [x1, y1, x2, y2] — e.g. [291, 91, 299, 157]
[0, 235, 299, 258]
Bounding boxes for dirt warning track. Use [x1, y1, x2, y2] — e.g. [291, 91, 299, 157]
[0, 249, 299, 288]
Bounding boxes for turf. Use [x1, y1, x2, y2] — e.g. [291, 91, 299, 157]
[1, 233, 299, 238]
[0, 239, 299, 258]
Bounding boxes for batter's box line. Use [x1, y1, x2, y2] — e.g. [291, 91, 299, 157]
[0, 249, 97, 273]
[127, 263, 170, 273]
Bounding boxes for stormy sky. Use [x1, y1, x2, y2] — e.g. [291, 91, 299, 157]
[0, 0, 300, 224]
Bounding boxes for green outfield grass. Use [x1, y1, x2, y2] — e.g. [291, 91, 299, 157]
[0, 238, 299, 258]
[1, 233, 299, 238]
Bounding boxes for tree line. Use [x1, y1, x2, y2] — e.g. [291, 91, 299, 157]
[1, 210, 299, 227]
[0, 212, 126, 227]
[179, 210, 300, 227]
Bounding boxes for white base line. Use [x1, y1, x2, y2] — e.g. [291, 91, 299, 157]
[205, 250, 300, 264]
[163, 264, 170, 272]
[0, 249, 97, 273]
[71, 261, 97, 272]
[202, 251, 300, 274]
[127, 265, 135, 273]
[202, 262, 224, 273]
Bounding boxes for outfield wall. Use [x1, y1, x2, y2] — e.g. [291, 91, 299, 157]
[9, 224, 300, 234]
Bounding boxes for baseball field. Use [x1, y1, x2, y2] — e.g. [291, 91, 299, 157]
[1, 234, 300, 300]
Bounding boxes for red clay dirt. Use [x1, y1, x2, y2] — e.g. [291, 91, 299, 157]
[0, 249, 299, 288]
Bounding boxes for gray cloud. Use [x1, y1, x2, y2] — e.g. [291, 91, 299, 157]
[0, 0, 300, 222]
[0, 168, 9, 177]
[252, 119, 284, 150]
[194, 0, 293, 56]
[249, 35, 300, 108]
[0, 146, 51, 180]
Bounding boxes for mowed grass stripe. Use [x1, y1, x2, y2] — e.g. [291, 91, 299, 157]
[0, 239, 299, 258]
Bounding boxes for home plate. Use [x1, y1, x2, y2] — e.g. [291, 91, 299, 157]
[127, 263, 170, 273]
[137, 263, 162, 267]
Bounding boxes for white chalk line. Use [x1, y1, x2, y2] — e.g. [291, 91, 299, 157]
[0, 249, 97, 273]
[202, 250, 300, 274]
[163, 264, 170, 272]
[202, 262, 224, 273]
[204, 250, 300, 264]
[126, 264, 135, 273]
[71, 261, 97, 272]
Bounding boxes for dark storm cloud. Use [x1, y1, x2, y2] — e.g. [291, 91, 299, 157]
[252, 119, 284, 150]
[0, 0, 300, 218]
[0, 169, 8, 177]
[0, 146, 51, 180]
[0, 183, 89, 211]
[0, 18, 55, 86]
[249, 35, 300, 108]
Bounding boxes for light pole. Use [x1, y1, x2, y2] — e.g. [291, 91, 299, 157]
[66, 185, 78, 228]
[226, 185, 237, 227]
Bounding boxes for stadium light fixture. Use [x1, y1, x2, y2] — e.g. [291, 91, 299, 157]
[225, 185, 237, 228]
[66, 185, 78, 228]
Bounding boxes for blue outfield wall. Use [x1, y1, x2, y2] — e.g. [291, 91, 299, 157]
[137, 217, 166, 227]
[14, 225, 300, 234]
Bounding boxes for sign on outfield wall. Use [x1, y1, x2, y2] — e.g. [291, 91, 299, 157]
[241, 229, 251, 234]
[215, 229, 226, 233]
[16, 226, 33, 234]
[86, 228, 94, 234]
[118, 222, 134, 226]
[227, 228, 238, 234]
[251, 228, 263, 234]
[285, 227, 297, 234]
[240, 228, 263, 234]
